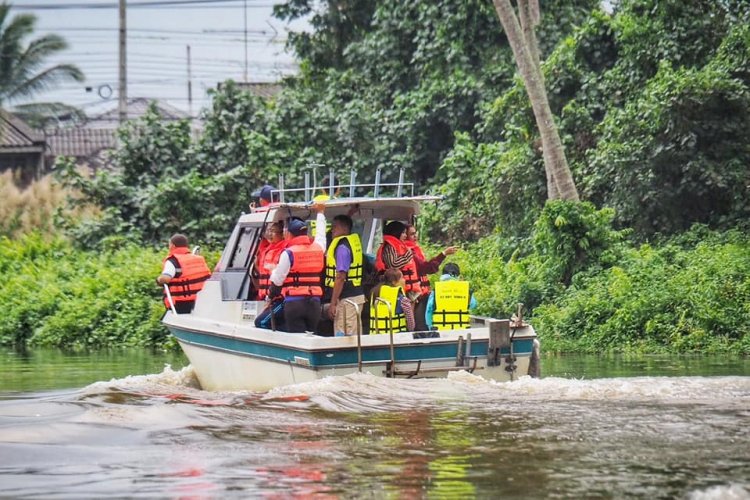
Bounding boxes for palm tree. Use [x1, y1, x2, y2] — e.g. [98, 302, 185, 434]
[491, 0, 579, 201]
[0, 2, 84, 112]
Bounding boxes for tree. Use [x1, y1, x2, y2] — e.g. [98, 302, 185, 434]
[491, 0, 579, 201]
[0, 3, 83, 107]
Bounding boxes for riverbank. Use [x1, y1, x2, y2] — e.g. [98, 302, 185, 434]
[1, 227, 748, 354]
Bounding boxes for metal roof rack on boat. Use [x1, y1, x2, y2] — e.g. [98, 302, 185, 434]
[272, 166, 416, 203]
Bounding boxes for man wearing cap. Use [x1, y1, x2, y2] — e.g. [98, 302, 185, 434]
[268, 204, 327, 332]
[251, 184, 278, 211]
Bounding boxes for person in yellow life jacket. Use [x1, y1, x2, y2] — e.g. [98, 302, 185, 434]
[369, 268, 416, 334]
[375, 221, 421, 299]
[323, 213, 365, 336]
[268, 208, 327, 333]
[404, 223, 458, 331]
[254, 221, 286, 300]
[156, 233, 211, 314]
[425, 263, 477, 331]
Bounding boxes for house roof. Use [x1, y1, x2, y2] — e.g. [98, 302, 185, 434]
[46, 127, 116, 158]
[233, 81, 283, 99]
[83, 97, 190, 129]
[0, 110, 44, 151]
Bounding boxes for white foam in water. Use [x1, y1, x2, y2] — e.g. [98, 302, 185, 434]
[687, 484, 750, 500]
[81, 364, 201, 396]
[266, 371, 750, 409]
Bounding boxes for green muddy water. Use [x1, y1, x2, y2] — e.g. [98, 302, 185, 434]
[1, 349, 748, 498]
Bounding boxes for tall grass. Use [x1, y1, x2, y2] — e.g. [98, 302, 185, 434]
[0, 171, 99, 238]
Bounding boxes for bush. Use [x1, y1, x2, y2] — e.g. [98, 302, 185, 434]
[535, 227, 750, 353]
[0, 234, 202, 349]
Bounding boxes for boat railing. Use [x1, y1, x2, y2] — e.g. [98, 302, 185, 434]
[341, 298, 364, 372]
[371, 296, 397, 377]
[272, 167, 415, 203]
[163, 284, 177, 315]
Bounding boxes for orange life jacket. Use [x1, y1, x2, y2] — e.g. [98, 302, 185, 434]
[405, 240, 430, 293]
[375, 235, 421, 294]
[283, 235, 324, 297]
[257, 239, 287, 300]
[163, 247, 211, 309]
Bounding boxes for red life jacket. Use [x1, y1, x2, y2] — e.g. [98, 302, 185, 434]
[375, 235, 421, 295]
[405, 240, 430, 293]
[257, 239, 287, 300]
[163, 247, 211, 309]
[283, 235, 324, 297]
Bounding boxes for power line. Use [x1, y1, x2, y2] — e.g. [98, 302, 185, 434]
[12, 0, 274, 10]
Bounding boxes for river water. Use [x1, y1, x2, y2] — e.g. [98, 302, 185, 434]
[1, 349, 749, 499]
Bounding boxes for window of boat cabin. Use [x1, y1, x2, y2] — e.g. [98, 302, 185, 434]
[221, 225, 262, 300]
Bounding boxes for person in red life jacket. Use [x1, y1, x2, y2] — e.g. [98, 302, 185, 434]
[156, 234, 211, 314]
[268, 208, 327, 333]
[375, 221, 421, 303]
[404, 224, 458, 331]
[254, 221, 286, 300]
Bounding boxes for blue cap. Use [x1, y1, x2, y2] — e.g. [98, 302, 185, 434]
[286, 217, 308, 236]
[252, 184, 276, 202]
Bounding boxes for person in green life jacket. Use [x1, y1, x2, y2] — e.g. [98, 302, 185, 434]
[425, 263, 477, 330]
[370, 268, 416, 334]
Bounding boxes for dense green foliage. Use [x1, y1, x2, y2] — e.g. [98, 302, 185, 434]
[0, 233, 176, 349]
[31, 0, 749, 353]
[535, 227, 750, 353]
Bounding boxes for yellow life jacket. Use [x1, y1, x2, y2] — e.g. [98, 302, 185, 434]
[369, 284, 407, 334]
[432, 280, 470, 330]
[325, 233, 363, 291]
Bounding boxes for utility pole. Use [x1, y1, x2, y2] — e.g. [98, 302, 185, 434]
[187, 45, 193, 118]
[118, 0, 127, 123]
[243, 0, 248, 81]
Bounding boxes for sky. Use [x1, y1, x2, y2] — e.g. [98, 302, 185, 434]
[8, 0, 307, 118]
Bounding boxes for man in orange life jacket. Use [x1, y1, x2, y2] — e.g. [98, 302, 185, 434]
[268, 206, 327, 333]
[156, 234, 211, 314]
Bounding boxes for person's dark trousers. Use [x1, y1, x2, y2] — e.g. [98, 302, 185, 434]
[284, 297, 322, 333]
[413, 295, 428, 332]
[255, 300, 285, 330]
[174, 301, 195, 314]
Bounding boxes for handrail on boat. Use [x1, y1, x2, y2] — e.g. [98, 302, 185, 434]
[341, 298, 363, 372]
[372, 297, 397, 377]
[273, 168, 416, 202]
[163, 284, 177, 315]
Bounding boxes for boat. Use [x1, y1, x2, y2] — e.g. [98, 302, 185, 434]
[162, 170, 541, 391]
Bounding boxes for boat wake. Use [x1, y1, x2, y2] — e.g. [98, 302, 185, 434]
[74, 365, 750, 415]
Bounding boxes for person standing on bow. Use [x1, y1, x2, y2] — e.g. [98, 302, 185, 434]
[374, 221, 422, 302]
[404, 223, 458, 331]
[323, 211, 366, 337]
[268, 209, 327, 333]
[156, 234, 211, 314]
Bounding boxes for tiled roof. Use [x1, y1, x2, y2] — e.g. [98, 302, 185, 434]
[0, 111, 44, 150]
[47, 127, 116, 158]
[231, 81, 283, 99]
[84, 97, 190, 129]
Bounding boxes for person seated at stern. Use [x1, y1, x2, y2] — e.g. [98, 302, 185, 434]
[369, 268, 416, 334]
